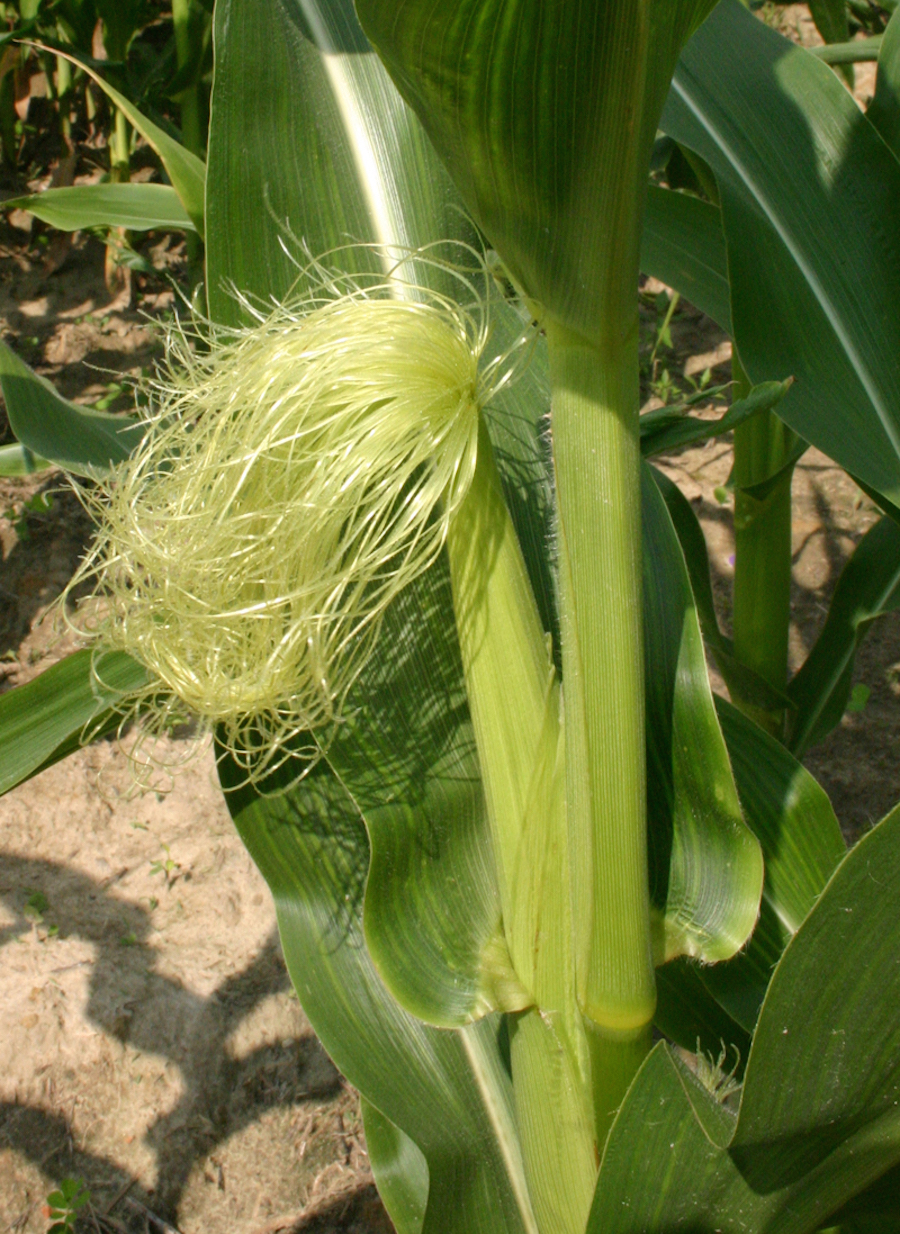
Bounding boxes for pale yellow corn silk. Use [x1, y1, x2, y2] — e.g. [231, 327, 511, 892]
[65, 253, 517, 786]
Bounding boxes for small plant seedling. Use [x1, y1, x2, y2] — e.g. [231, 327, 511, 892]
[44, 1177, 89, 1232]
[5, 490, 54, 541]
[149, 842, 181, 888]
[846, 682, 871, 714]
[23, 888, 49, 924]
[649, 366, 679, 405]
[90, 381, 125, 411]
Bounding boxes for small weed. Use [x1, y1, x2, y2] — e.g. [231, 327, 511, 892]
[149, 842, 181, 888]
[90, 381, 125, 410]
[23, 888, 49, 924]
[649, 366, 679, 406]
[4, 490, 53, 541]
[44, 1177, 89, 1233]
[846, 682, 871, 714]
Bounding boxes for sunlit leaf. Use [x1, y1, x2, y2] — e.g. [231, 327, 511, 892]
[665, 0, 900, 504]
[0, 651, 148, 796]
[3, 183, 196, 232]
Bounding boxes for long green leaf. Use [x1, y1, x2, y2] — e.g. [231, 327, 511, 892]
[36, 44, 206, 236]
[653, 463, 796, 715]
[656, 699, 846, 1052]
[701, 699, 846, 1031]
[219, 752, 538, 1234]
[360, 1098, 428, 1234]
[2, 183, 196, 232]
[807, 0, 850, 45]
[341, 572, 507, 1028]
[643, 465, 763, 965]
[589, 805, 900, 1231]
[665, 0, 900, 505]
[0, 338, 144, 477]
[204, 0, 479, 324]
[730, 802, 900, 1207]
[0, 650, 148, 796]
[640, 379, 789, 458]
[640, 185, 732, 333]
[868, 10, 900, 176]
[355, 0, 720, 340]
[787, 515, 900, 756]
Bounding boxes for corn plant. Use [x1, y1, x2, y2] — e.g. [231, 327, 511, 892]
[2, 2, 900, 1231]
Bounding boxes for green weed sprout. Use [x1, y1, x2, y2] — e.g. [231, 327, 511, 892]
[64, 254, 518, 784]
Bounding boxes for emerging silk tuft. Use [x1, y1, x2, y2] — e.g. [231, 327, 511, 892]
[65, 259, 512, 783]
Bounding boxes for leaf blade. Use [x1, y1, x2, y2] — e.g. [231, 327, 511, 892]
[0, 338, 144, 477]
[665, 0, 900, 504]
[3, 183, 196, 232]
[0, 651, 148, 796]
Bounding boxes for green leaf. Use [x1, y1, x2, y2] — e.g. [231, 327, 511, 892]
[220, 753, 538, 1234]
[701, 699, 846, 1031]
[0, 441, 50, 476]
[356, 0, 720, 339]
[665, 0, 900, 505]
[204, 0, 479, 325]
[360, 1098, 428, 1234]
[343, 572, 507, 1028]
[654, 956, 751, 1065]
[807, 0, 850, 46]
[40, 44, 206, 236]
[653, 462, 796, 715]
[0, 338, 144, 477]
[641, 185, 732, 333]
[640, 379, 790, 458]
[828, 1163, 900, 1233]
[787, 515, 900, 756]
[868, 8, 900, 164]
[643, 465, 763, 965]
[0, 650, 148, 796]
[730, 803, 900, 1212]
[589, 806, 900, 1231]
[2, 183, 196, 232]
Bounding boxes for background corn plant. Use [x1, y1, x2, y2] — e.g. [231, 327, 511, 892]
[1, 1, 900, 1231]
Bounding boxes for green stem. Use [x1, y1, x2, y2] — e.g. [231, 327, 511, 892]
[172, 0, 205, 284]
[731, 354, 797, 738]
[547, 317, 655, 1142]
[55, 53, 73, 149]
[172, 0, 203, 157]
[109, 105, 130, 182]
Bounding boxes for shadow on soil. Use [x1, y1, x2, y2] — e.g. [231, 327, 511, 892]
[0, 853, 358, 1232]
